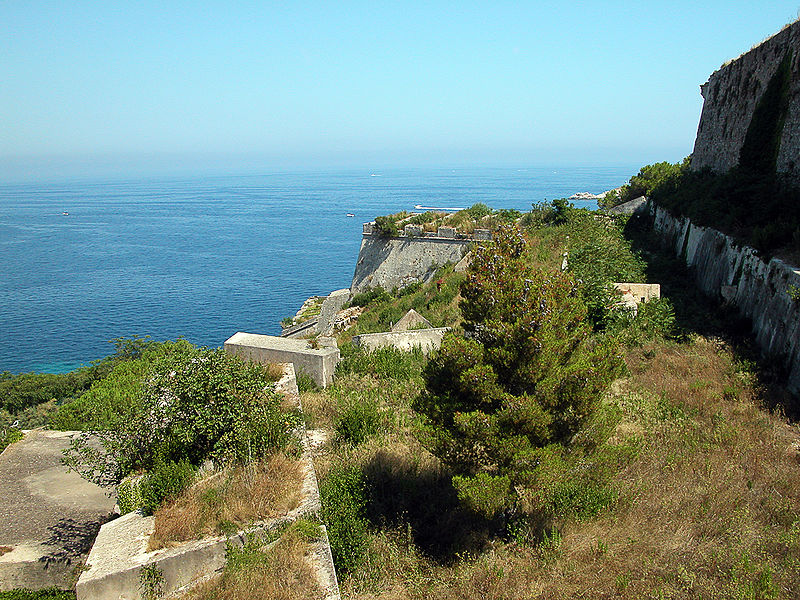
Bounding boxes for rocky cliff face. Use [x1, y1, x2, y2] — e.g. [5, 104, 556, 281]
[651, 203, 800, 393]
[692, 19, 800, 178]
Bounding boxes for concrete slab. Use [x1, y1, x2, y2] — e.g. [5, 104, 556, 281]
[0, 429, 117, 591]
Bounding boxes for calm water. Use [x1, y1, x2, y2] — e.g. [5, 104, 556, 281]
[0, 166, 636, 373]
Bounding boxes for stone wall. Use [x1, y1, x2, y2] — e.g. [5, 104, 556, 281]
[691, 20, 800, 178]
[351, 231, 472, 294]
[650, 203, 800, 394]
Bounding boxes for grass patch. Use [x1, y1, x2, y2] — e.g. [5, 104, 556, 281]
[149, 453, 304, 549]
[179, 525, 324, 600]
[0, 592, 75, 600]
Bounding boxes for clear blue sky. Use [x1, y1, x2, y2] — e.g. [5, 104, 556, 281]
[2, 1, 799, 179]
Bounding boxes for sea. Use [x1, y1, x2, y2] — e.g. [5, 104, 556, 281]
[0, 165, 637, 374]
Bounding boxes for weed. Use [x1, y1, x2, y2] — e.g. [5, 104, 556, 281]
[138, 564, 164, 600]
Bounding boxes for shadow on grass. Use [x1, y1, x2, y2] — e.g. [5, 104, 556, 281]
[624, 211, 797, 417]
[360, 447, 492, 561]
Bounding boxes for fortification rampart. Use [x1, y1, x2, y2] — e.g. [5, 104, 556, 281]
[351, 223, 479, 293]
[362, 222, 492, 241]
[691, 19, 800, 178]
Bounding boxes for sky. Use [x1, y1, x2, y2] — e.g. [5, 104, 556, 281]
[2, 1, 800, 180]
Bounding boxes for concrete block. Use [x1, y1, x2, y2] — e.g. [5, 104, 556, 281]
[613, 283, 661, 304]
[404, 224, 424, 237]
[473, 228, 492, 240]
[225, 332, 339, 388]
[363, 222, 374, 235]
[437, 226, 456, 238]
[352, 328, 449, 354]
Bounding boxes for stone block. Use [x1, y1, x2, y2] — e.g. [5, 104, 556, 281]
[317, 289, 351, 336]
[437, 226, 456, 238]
[363, 222, 374, 235]
[473, 229, 492, 241]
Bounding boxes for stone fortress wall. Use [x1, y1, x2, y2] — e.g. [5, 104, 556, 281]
[653, 19, 800, 393]
[691, 19, 800, 178]
[350, 222, 484, 294]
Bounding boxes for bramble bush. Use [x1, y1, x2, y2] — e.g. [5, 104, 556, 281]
[414, 225, 625, 524]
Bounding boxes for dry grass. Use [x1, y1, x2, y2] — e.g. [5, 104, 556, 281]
[181, 527, 325, 600]
[149, 453, 305, 550]
[332, 335, 800, 599]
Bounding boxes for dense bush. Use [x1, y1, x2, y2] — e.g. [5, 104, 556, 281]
[599, 158, 690, 209]
[348, 287, 393, 307]
[651, 165, 800, 256]
[49, 340, 193, 431]
[139, 459, 196, 514]
[0, 336, 160, 417]
[63, 345, 297, 486]
[334, 396, 385, 445]
[319, 464, 369, 574]
[414, 225, 625, 521]
[0, 426, 22, 453]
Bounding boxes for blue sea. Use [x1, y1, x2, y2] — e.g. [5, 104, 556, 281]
[0, 165, 636, 374]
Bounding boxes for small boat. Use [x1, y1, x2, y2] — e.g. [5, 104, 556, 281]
[346, 213, 355, 217]
[62, 212, 69, 216]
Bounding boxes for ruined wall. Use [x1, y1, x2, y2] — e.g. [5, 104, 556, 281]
[691, 20, 800, 178]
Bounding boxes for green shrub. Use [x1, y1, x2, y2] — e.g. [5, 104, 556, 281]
[0, 426, 22, 453]
[336, 344, 426, 381]
[452, 473, 511, 520]
[296, 371, 319, 392]
[414, 225, 624, 520]
[374, 215, 399, 237]
[117, 475, 145, 515]
[465, 203, 493, 220]
[348, 287, 393, 308]
[140, 459, 196, 515]
[50, 339, 195, 431]
[62, 346, 296, 485]
[335, 396, 384, 445]
[319, 464, 369, 574]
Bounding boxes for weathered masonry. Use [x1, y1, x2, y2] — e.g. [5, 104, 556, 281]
[691, 19, 800, 179]
[351, 223, 489, 294]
